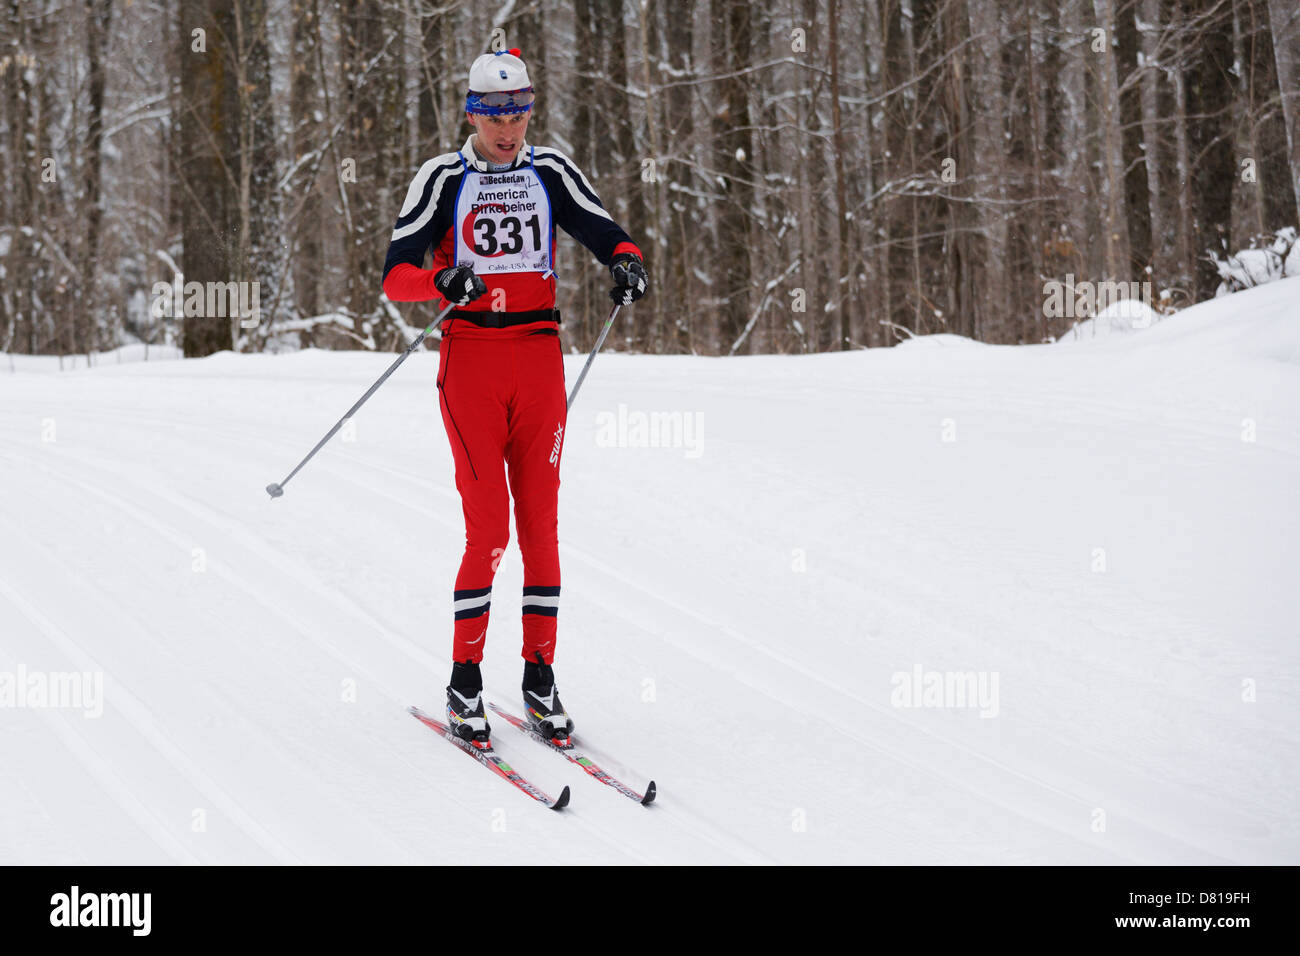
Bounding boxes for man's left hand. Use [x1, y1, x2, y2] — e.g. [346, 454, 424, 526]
[609, 254, 649, 305]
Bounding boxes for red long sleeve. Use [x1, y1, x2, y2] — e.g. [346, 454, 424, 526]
[382, 262, 443, 303]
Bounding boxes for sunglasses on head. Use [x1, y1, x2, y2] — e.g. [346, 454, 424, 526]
[466, 88, 535, 115]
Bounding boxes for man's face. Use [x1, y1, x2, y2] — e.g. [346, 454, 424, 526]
[467, 110, 531, 165]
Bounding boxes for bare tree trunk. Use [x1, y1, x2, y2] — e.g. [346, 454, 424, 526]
[880, 0, 907, 341]
[602, 0, 648, 350]
[1024, 1, 1046, 341]
[340, 0, 405, 343]
[290, 0, 322, 319]
[968, 0, 1008, 336]
[1267, 0, 1300, 224]
[81, 0, 112, 356]
[904, 0, 923, 335]
[178, 0, 237, 357]
[1094, 0, 1132, 282]
[946, 0, 978, 341]
[1167, 0, 1196, 294]
[829, 0, 850, 349]
[860, 0, 885, 347]
[1185, 0, 1236, 297]
[572, 0, 600, 348]
[1139, 0, 1172, 285]
[237, 0, 279, 343]
[1116, 0, 1153, 274]
[710, 0, 753, 353]
[1, 0, 36, 353]
[1245, 0, 1299, 230]
[638, 0, 669, 353]
[662, 0, 694, 353]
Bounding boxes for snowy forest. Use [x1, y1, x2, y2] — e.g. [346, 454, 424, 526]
[2, 0, 1299, 358]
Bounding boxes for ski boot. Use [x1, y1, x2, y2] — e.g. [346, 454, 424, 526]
[446, 660, 490, 745]
[522, 653, 575, 741]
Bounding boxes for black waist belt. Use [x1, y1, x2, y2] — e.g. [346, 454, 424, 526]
[446, 308, 561, 329]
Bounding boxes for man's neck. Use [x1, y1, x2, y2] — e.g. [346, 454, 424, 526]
[471, 134, 518, 171]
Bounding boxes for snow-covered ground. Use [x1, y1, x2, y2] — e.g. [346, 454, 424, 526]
[2, 280, 1298, 864]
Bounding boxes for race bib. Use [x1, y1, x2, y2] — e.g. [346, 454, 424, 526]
[453, 156, 552, 276]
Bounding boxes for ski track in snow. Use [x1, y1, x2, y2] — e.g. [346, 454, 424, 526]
[0, 418, 739, 863]
[2, 278, 1298, 864]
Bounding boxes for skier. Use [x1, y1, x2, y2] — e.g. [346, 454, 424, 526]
[382, 49, 648, 745]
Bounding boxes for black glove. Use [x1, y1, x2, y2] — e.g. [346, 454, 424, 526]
[434, 265, 487, 307]
[609, 253, 649, 305]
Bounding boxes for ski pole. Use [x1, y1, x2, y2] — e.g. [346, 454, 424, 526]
[266, 302, 456, 499]
[566, 302, 621, 412]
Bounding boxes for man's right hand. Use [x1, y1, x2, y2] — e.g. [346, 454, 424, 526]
[434, 265, 488, 306]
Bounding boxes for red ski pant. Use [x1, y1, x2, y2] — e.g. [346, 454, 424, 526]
[437, 330, 566, 666]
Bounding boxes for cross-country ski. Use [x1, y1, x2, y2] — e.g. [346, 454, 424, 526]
[408, 707, 570, 811]
[488, 702, 656, 806]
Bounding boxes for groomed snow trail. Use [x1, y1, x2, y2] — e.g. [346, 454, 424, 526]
[2, 280, 1297, 864]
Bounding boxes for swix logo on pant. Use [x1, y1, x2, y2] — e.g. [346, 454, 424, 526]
[549, 422, 564, 466]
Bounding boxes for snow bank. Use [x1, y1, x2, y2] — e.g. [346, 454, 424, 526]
[1054, 298, 1160, 344]
[1212, 226, 1300, 295]
[3, 343, 182, 373]
[894, 333, 987, 350]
